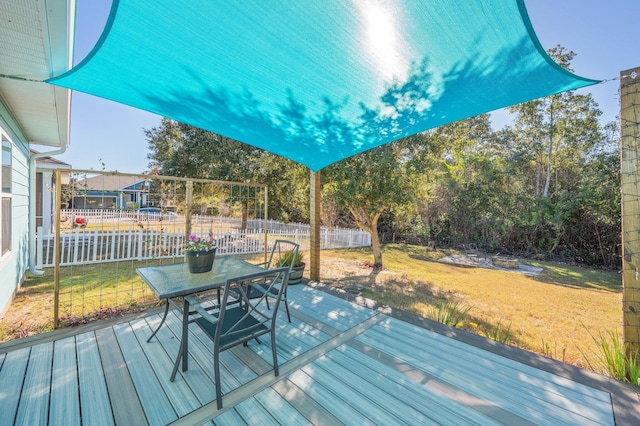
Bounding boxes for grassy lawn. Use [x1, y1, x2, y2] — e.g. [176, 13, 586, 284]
[0, 244, 624, 376]
[318, 244, 622, 369]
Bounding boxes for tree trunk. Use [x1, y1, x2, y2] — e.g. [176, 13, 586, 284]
[370, 225, 383, 267]
[349, 206, 385, 268]
[542, 104, 555, 198]
[241, 202, 248, 231]
[542, 150, 552, 198]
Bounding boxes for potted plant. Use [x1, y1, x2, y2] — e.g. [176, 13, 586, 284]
[275, 250, 305, 284]
[184, 232, 217, 273]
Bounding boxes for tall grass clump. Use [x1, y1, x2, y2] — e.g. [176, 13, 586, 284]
[541, 340, 567, 363]
[483, 319, 513, 345]
[427, 298, 470, 327]
[578, 327, 640, 386]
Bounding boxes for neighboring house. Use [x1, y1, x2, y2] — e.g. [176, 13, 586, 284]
[33, 150, 71, 235]
[0, 1, 74, 317]
[72, 175, 151, 210]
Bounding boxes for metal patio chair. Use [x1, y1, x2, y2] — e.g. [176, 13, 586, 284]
[254, 240, 299, 322]
[231, 240, 299, 323]
[186, 266, 291, 409]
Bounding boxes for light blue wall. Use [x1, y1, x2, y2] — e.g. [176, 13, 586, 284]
[0, 109, 31, 317]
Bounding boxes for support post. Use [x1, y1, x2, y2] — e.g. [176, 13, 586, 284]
[310, 170, 321, 282]
[53, 169, 62, 328]
[185, 181, 193, 245]
[620, 66, 640, 355]
[264, 186, 269, 263]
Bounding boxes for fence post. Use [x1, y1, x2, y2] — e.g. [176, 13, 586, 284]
[92, 228, 98, 262]
[137, 226, 144, 260]
[110, 227, 117, 261]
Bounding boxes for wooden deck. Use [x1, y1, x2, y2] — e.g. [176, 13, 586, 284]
[1, 282, 639, 425]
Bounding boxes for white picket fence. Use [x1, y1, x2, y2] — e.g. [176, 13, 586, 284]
[36, 224, 370, 267]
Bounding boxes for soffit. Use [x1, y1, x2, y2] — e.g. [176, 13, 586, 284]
[0, 0, 73, 147]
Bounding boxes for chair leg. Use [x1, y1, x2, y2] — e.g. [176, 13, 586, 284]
[283, 294, 291, 323]
[214, 350, 223, 409]
[271, 330, 279, 376]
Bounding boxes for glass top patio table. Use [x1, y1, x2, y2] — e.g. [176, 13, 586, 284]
[137, 256, 267, 378]
[137, 256, 266, 299]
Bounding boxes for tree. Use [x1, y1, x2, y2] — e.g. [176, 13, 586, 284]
[508, 46, 602, 199]
[324, 134, 435, 267]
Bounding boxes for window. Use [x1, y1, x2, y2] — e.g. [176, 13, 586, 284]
[1, 138, 11, 256]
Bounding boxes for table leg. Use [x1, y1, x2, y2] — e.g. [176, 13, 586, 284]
[170, 297, 190, 381]
[181, 297, 189, 372]
[147, 299, 170, 342]
[170, 339, 182, 382]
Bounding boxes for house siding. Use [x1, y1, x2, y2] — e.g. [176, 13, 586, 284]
[0, 113, 31, 317]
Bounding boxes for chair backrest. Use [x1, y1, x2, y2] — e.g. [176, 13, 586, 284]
[265, 240, 300, 274]
[215, 266, 290, 350]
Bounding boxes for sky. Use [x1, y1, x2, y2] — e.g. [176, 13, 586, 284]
[54, 0, 640, 173]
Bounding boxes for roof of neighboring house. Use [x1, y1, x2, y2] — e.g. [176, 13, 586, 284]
[76, 174, 147, 192]
[0, 0, 74, 147]
[31, 149, 72, 169]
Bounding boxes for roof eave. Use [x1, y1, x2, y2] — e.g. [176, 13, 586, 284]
[39, 0, 75, 148]
[0, 0, 75, 148]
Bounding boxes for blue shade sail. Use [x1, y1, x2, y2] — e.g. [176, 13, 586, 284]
[48, 0, 599, 171]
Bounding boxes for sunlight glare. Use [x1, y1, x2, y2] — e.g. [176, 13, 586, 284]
[356, 0, 409, 82]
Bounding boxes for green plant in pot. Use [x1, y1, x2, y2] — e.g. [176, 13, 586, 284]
[275, 250, 305, 284]
[184, 232, 217, 273]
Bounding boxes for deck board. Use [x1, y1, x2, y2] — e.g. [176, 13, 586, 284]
[233, 397, 280, 425]
[0, 347, 30, 425]
[14, 342, 52, 425]
[286, 368, 376, 425]
[211, 409, 247, 425]
[287, 286, 375, 331]
[314, 355, 421, 424]
[270, 378, 344, 425]
[94, 327, 145, 426]
[253, 386, 312, 425]
[50, 336, 81, 426]
[130, 318, 203, 416]
[77, 331, 116, 426]
[113, 322, 178, 426]
[214, 410, 247, 426]
[144, 314, 218, 405]
[299, 361, 408, 425]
